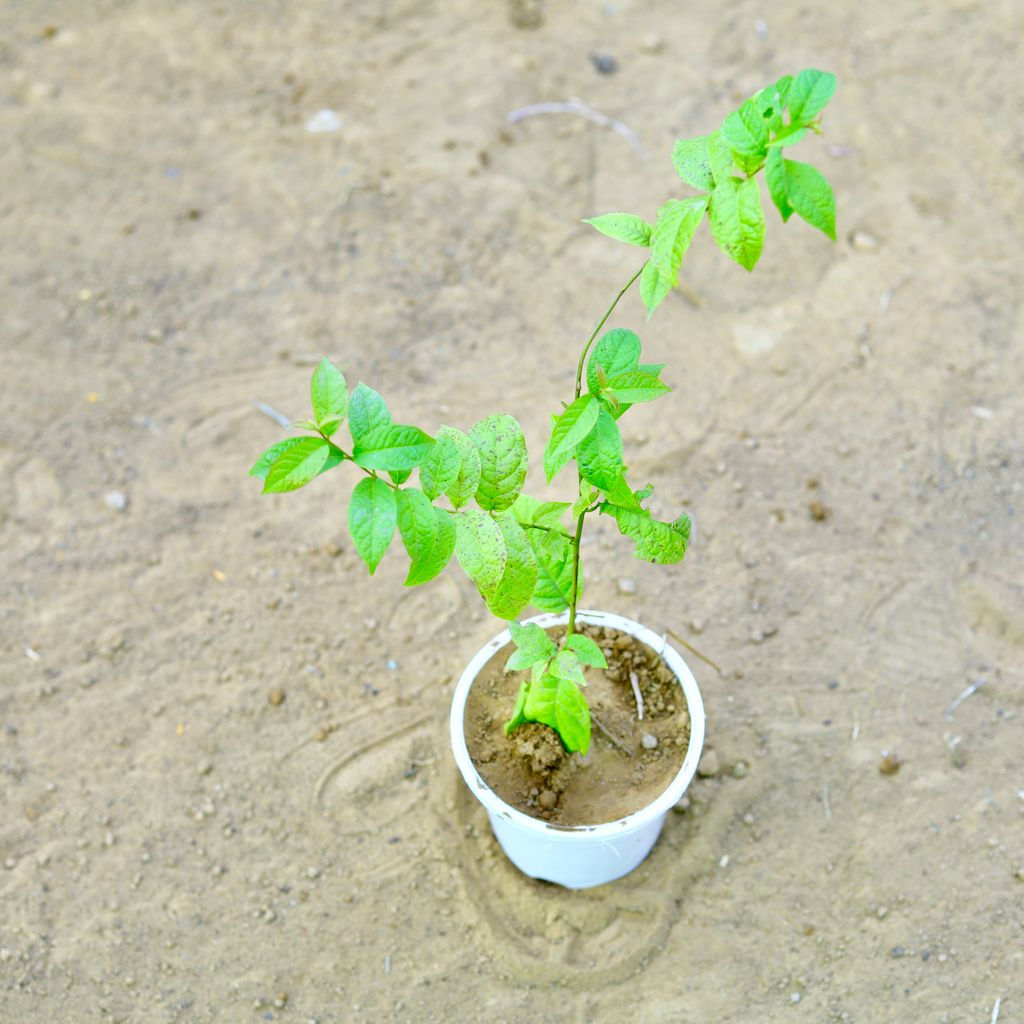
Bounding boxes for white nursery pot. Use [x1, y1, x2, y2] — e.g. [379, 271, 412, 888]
[450, 610, 706, 889]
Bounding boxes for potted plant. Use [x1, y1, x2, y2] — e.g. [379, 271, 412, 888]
[251, 69, 838, 888]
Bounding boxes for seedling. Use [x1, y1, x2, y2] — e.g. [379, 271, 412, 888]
[251, 69, 837, 757]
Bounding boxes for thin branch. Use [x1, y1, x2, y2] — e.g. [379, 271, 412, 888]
[253, 400, 291, 428]
[629, 670, 645, 721]
[507, 99, 649, 158]
[944, 679, 987, 721]
[592, 714, 632, 756]
[665, 627, 724, 677]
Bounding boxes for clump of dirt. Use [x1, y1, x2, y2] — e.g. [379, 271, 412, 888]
[463, 624, 692, 825]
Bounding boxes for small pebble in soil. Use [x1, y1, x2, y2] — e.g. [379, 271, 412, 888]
[539, 790, 557, 810]
[697, 749, 721, 777]
[617, 577, 637, 595]
[196, 760, 213, 776]
[879, 753, 901, 775]
[641, 733, 658, 750]
[890, 946, 909, 958]
[790, 992, 801, 1004]
[731, 760, 749, 778]
[268, 688, 286, 706]
[808, 500, 830, 521]
[104, 490, 128, 511]
[673, 795, 691, 814]
[849, 229, 879, 251]
[590, 53, 618, 75]
[640, 32, 664, 53]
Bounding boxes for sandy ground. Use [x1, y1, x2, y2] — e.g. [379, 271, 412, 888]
[2, 2, 1023, 1021]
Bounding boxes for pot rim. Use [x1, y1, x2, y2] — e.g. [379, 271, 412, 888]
[449, 609, 707, 840]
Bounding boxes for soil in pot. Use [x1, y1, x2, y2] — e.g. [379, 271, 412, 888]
[463, 623, 691, 826]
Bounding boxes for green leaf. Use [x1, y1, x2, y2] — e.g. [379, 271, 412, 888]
[671, 135, 715, 191]
[389, 467, 413, 485]
[633, 482, 654, 503]
[419, 430, 461, 501]
[528, 530, 575, 612]
[292, 418, 320, 432]
[506, 621, 557, 672]
[396, 488, 455, 586]
[544, 395, 599, 483]
[788, 69, 836, 125]
[604, 370, 670, 405]
[484, 513, 538, 620]
[586, 329, 642, 396]
[470, 414, 528, 513]
[767, 124, 807, 149]
[572, 480, 600, 518]
[651, 196, 709, 285]
[347, 476, 397, 575]
[503, 681, 529, 736]
[523, 672, 591, 755]
[550, 649, 586, 688]
[577, 406, 624, 493]
[583, 213, 653, 247]
[708, 176, 765, 271]
[353, 424, 434, 473]
[564, 633, 607, 669]
[601, 503, 690, 564]
[310, 358, 347, 435]
[721, 98, 769, 172]
[263, 436, 342, 493]
[348, 383, 392, 447]
[765, 148, 793, 221]
[640, 258, 673, 318]
[706, 130, 735, 184]
[754, 77, 792, 132]
[454, 509, 506, 596]
[601, 471, 641, 510]
[513, 495, 571, 532]
[435, 426, 481, 509]
[780, 158, 836, 240]
[249, 437, 306, 479]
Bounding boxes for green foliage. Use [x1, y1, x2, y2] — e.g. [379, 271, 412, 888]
[252, 68, 837, 756]
[470, 414, 528, 512]
[348, 476, 397, 575]
[583, 213, 652, 247]
[310, 358, 347, 436]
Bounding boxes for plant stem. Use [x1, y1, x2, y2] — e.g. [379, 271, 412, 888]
[573, 263, 646, 400]
[566, 263, 645, 637]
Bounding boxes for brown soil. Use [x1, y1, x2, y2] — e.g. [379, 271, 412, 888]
[464, 625, 690, 825]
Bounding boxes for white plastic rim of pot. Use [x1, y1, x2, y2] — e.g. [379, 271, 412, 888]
[450, 610, 706, 889]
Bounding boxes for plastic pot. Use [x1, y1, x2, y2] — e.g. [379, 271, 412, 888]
[449, 610, 706, 889]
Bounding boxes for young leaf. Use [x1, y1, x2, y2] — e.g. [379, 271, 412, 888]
[543, 395, 599, 482]
[506, 621, 557, 672]
[708, 176, 765, 271]
[249, 437, 307, 479]
[706, 130, 735, 185]
[601, 471, 642, 510]
[586, 329, 642, 396]
[454, 509, 506, 596]
[601, 503, 690, 564]
[765, 148, 793, 221]
[640, 258, 673, 318]
[604, 370, 670, 405]
[528, 530, 575, 612]
[470, 414, 528, 512]
[577, 406, 624, 493]
[651, 196, 709, 285]
[779, 159, 836, 240]
[389, 467, 413, 485]
[572, 481, 601, 518]
[503, 681, 529, 736]
[310, 358, 347, 435]
[396, 488, 456, 586]
[348, 383, 391, 446]
[583, 213, 653, 247]
[550, 649, 586, 688]
[436, 425, 481, 509]
[767, 124, 806, 149]
[721, 98, 769, 172]
[671, 136, 715, 191]
[419, 431, 460, 501]
[485, 513, 538, 620]
[564, 633, 608, 669]
[348, 476, 397, 575]
[263, 436, 341, 493]
[513, 495, 571, 532]
[523, 672, 591, 755]
[353, 424, 434, 473]
[788, 68, 836, 126]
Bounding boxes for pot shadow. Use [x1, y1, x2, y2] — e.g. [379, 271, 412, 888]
[433, 753, 758, 987]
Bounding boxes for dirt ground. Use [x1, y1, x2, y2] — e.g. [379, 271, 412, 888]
[2, 2, 1022, 1022]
